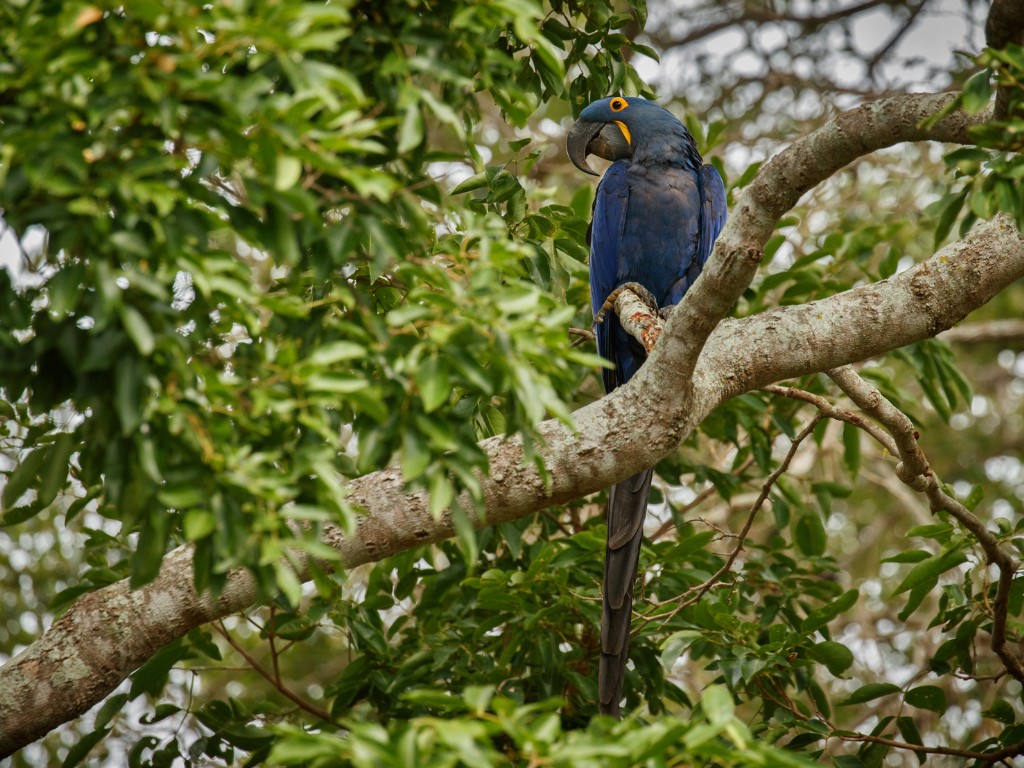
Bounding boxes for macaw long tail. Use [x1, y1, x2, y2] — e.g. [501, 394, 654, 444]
[598, 466, 654, 717]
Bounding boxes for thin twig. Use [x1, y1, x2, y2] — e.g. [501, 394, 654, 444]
[835, 731, 1024, 763]
[769, 370, 1024, 685]
[649, 454, 757, 542]
[865, 0, 929, 80]
[268, 605, 281, 686]
[764, 384, 899, 456]
[213, 621, 333, 723]
[568, 326, 596, 341]
[647, 414, 824, 620]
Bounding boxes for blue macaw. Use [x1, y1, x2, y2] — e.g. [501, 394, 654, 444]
[566, 96, 727, 717]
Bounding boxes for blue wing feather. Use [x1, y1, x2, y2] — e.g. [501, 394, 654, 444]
[664, 163, 727, 305]
[589, 161, 630, 392]
[698, 163, 728, 272]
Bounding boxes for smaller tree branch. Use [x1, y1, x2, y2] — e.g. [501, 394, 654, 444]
[835, 730, 1024, 764]
[940, 319, 1024, 345]
[765, 372, 1024, 761]
[865, 0, 928, 82]
[647, 0, 890, 50]
[764, 384, 898, 454]
[212, 622, 333, 723]
[568, 326, 596, 345]
[827, 366, 1024, 685]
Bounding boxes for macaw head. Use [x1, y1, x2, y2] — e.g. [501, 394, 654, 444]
[566, 96, 692, 175]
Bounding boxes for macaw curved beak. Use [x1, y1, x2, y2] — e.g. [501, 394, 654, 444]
[566, 119, 632, 176]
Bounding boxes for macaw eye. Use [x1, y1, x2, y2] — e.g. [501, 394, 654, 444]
[609, 97, 628, 113]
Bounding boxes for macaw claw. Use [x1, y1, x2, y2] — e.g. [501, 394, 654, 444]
[592, 281, 660, 328]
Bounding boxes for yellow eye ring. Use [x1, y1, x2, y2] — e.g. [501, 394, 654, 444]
[609, 97, 628, 112]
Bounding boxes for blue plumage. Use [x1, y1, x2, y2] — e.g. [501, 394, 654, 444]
[567, 96, 727, 716]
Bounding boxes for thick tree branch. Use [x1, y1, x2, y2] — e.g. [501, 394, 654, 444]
[0, 91, 1017, 755]
[693, 214, 1024, 406]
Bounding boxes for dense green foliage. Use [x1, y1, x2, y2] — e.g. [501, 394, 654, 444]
[2, 0, 1024, 766]
[0, 0, 635, 593]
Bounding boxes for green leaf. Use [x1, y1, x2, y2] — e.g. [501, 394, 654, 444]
[305, 374, 368, 394]
[661, 630, 702, 670]
[275, 155, 303, 191]
[881, 549, 931, 564]
[802, 589, 858, 633]
[120, 305, 155, 356]
[35, 433, 76, 508]
[140, 703, 183, 725]
[878, 246, 900, 279]
[841, 422, 861, 478]
[275, 562, 303, 607]
[701, 685, 735, 725]
[415, 354, 451, 413]
[157, 485, 208, 510]
[895, 717, 925, 765]
[962, 483, 984, 511]
[794, 513, 827, 556]
[398, 106, 424, 153]
[130, 640, 189, 699]
[961, 68, 992, 114]
[114, 356, 143, 435]
[95, 693, 129, 729]
[893, 547, 967, 595]
[61, 726, 109, 768]
[306, 341, 366, 367]
[928, 189, 967, 247]
[905, 523, 954, 540]
[183, 508, 217, 540]
[732, 160, 763, 189]
[839, 683, 901, 706]
[401, 429, 430, 482]
[764, 234, 787, 261]
[898, 582, 932, 622]
[462, 685, 495, 714]
[451, 172, 488, 195]
[132, 511, 170, 587]
[807, 641, 854, 676]
[2, 445, 48, 511]
[904, 685, 946, 713]
[983, 698, 1016, 724]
